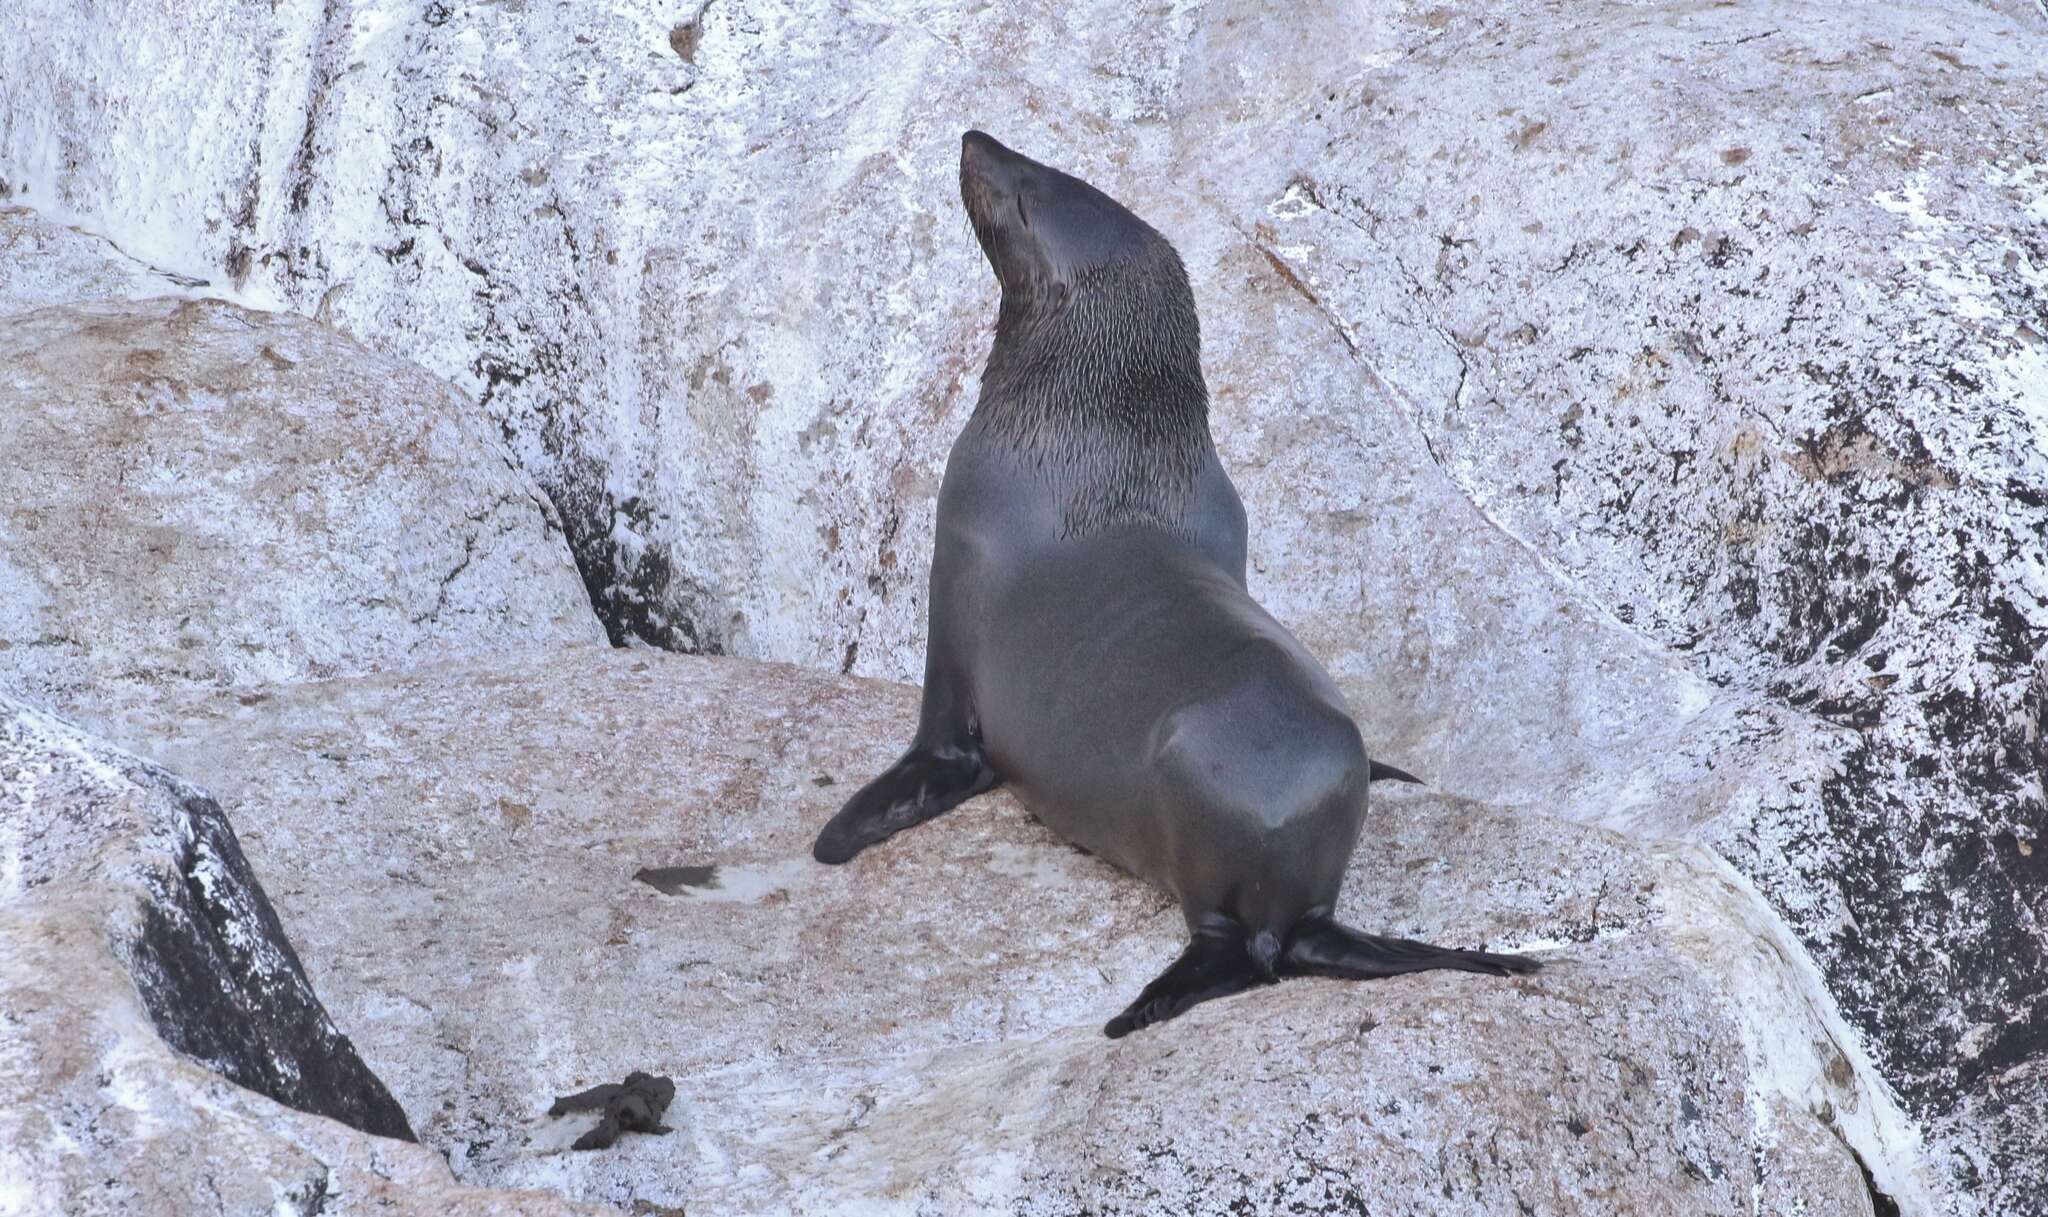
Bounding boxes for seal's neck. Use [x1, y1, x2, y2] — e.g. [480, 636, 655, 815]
[973, 257, 1210, 539]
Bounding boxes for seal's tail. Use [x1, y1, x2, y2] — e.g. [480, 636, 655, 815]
[1367, 759, 1424, 784]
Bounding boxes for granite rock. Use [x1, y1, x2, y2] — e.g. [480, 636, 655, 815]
[0, 693, 603, 1216]
[115, 646, 1885, 1216]
[0, 276, 604, 724]
[4, 1, 2042, 1210]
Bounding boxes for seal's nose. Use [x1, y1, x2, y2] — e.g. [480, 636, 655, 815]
[960, 130, 994, 181]
[960, 129, 1020, 184]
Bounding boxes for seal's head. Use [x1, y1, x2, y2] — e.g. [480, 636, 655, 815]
[956, 131, 1209, 537]
[960, 130, 1181, 311]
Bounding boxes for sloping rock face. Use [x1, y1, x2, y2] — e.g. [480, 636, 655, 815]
[120, 646, 1878, 1217]
[1, 694, 411, 1141]
[1183, 10, 2048, 1209]
[0, 694, 599, 1216]
[4, 2, 2042, 1212]
[0, 204, 204, 315]
[0, 278, 605, 723]
[126, 786, 417, 1144]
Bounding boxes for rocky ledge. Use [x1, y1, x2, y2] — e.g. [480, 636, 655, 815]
[102, 647, 1883, 1215]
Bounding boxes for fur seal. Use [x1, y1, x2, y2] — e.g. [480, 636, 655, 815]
[814, 130, 1538, 1037]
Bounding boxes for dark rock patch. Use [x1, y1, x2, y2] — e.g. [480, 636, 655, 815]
[130, 792, 416, 1142]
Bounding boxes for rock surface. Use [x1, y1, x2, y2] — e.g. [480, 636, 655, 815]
[4, 1, 2043, 1212]
[112, 645, 1888, 1217]
[0, 693, 601, 1215]
[1189, 16, 2048, 1213]
[0, 204, 205, 316]
[0, 278, 604, 724]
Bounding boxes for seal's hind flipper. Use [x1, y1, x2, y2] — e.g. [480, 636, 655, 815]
[1366, 760, 1423, 784]
[811, 744, 998, 864]
[1280, 918, 1540, 980]
[1104, 925, 1269, 1039]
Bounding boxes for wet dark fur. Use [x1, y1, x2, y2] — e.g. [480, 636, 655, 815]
[964, 182, 1208, 539]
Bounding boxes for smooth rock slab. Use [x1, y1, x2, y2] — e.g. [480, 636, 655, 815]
[0, 693, 601, 1216]
[0, 204, 205, 317]
[126, 647, 1876, 1216]
[0, 292, 604, 724]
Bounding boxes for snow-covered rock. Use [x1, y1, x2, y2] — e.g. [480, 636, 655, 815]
[3, 1, 2041, 1211]
[113, 645, 1883, 1216]
[0, 258, 604, 724]
[0, 693, 600, 1215]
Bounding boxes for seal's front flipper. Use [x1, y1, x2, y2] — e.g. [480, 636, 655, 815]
[1104, 925, 1269, 1039]
[1280, 917, 1541, 980]
[811, 744, 997, 864]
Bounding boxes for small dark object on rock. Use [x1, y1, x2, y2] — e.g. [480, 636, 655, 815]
[634, 864, 719, 895]
[549, 1071, 677, 1150]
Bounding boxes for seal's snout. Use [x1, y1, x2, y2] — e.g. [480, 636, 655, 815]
[960, 129, 1011, 170]
[960, 130, 992, 187]
[961, 129, 1030, 273]
[960, 129, 1024, 202]
[961, 129, 998, 159]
